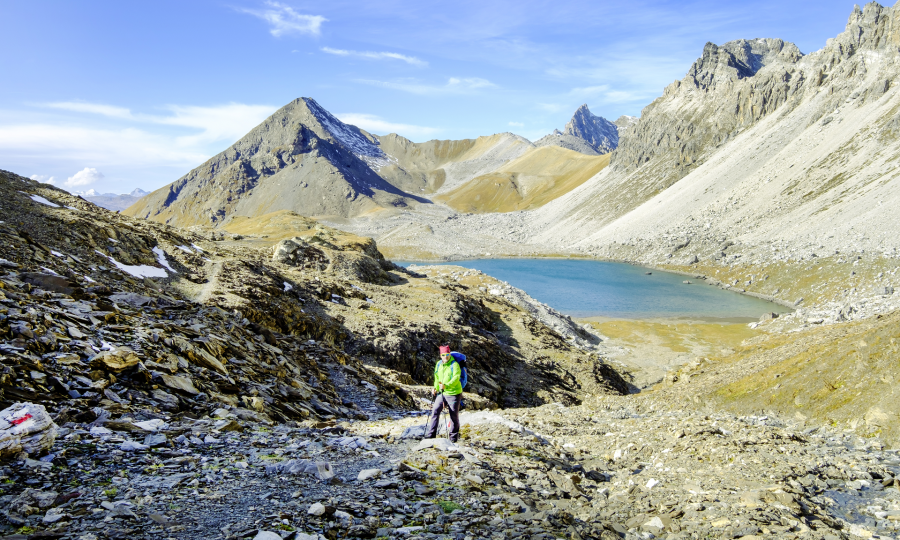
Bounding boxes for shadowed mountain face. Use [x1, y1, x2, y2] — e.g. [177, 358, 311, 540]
[124, 98, 426, 227]
[564, 104, 621, 154]
[534, 105, 624, 155]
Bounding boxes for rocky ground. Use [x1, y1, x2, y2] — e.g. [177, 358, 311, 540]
[4, 393, 900, 540]
[4, 169, 900, 540]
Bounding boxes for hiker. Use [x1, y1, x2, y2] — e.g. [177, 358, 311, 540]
[424, 345, 463, 443]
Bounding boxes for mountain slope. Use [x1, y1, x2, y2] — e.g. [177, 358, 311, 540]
[434, 146, 610, 213]
[124, 98, 423, 226]
[374, 132, 535, 195]
[533, 130, 601, 155]
[527, 3, 900, 267]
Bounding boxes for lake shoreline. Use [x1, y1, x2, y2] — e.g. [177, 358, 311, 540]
[402, 258, 792, 321]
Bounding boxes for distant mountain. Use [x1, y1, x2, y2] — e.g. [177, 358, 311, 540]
[535, 105, 623, 155]
[124, 98, 423, 226]
[77, 188, 149, 211]
[613, 115, 638, 131]
[564, 104, 620, 154]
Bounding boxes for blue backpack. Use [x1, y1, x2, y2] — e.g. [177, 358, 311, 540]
[435, 352, 468, 389]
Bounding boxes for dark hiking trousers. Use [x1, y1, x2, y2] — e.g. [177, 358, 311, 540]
[424, 393, 462, 442]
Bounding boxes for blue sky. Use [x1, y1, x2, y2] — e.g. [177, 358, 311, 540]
[0, 0, 862, 194]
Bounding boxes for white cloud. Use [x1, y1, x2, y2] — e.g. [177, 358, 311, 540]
[321, 47, 427, 67]
[239, 1, 326, 37]
[30, 174, 56, 184]
[66, 167, 104, 187]
[508, 121, 524, 128]
[356, 77, 496, 95]
[336, 113, 439, 137]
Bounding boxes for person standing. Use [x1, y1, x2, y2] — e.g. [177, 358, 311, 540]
[423, 345, 463, 443]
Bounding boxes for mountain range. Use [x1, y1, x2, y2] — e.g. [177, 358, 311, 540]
[123, 2, 900, 314]
[125, 100, 622, 223]
[77, 188, 148, 211]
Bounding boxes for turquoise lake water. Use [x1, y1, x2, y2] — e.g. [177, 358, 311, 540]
[401, 259, 792, 321]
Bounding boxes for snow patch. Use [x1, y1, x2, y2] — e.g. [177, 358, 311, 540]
[176, 245, 194, 254]
[95, 250, 168, 279]
[24, 193, 61, 208]
[305, 98, 395, 171]
[283, 281, 293, 292]
[191, 243, 205, 253]
[152, 247, 176, 273]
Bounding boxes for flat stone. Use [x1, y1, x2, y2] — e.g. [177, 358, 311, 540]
[357, 468, 382, 481]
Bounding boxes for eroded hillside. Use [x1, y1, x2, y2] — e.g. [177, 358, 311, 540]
[1, 170, 629, 423]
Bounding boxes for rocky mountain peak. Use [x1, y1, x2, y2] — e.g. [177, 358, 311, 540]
[563, 104, 620, 154]
[687, 38, 802, 91]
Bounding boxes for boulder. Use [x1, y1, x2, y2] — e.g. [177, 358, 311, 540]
[159, 374, 199, 395]
[4, 488, 59, 525]
[20, 272, 74, 294]
[89, 347, 140, 372]
[0, 402, 59, 460]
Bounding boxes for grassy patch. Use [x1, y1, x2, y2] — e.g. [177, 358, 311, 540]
[591, 320, 757, 355]
[705, 310, 900, 444]
[436, 500, 464, 513]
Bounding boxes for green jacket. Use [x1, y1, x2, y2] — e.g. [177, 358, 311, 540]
[433, 358, 463, 396]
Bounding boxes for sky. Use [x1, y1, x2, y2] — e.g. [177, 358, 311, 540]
[0, 0, 865, 194]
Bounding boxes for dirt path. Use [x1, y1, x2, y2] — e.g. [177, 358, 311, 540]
[194, 260, 223, 304]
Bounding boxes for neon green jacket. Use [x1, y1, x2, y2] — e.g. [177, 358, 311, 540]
[433, 358, 463, 396]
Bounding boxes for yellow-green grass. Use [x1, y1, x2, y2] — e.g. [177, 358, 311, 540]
[663, 255, 899, 308]
[435, 148, 610, 213]
[678, 311, 900, 443]
[588, 319, 758, 356]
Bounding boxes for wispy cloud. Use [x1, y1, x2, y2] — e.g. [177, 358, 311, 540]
[45, 102, 133, 119]
[238, 1, 326, 37]
[537, 103, 566, 113]
[0, 124, 209, 168]
[336, 113, 439, 137]
[0, 100, 278, 191]
[41, 101, 277, 147]
[356, 77, 496, 95]
[322, 47, 427, 67]
[508, 121, 524, 127]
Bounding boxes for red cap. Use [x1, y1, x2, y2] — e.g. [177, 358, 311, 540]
[439, 345, 451, 354]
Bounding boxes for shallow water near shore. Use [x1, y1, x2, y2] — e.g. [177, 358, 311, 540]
[402, 258, 792, 320]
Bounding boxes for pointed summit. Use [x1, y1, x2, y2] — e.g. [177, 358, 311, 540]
[124, 97, 420, 226]
[564, 104, 619, 154]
